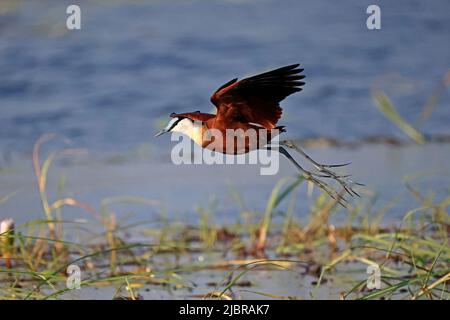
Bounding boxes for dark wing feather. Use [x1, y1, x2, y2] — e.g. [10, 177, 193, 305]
[210, 64, 305, 129]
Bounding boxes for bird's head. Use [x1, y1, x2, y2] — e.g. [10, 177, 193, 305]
[154, 113, 196, 137]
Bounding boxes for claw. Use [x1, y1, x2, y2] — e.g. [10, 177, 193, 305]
[313, 166, 357, 198]
[337, 198, 348, 208]
[309, 175, 348, 207]
[320, 162, 351, 168]
[277, 144, 363, 208]
[310, 172, 334, 178]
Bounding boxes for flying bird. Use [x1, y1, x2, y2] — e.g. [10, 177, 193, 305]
[155, 64, 361, 205]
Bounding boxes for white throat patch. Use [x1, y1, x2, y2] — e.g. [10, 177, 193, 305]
[171, 118, 205, 146]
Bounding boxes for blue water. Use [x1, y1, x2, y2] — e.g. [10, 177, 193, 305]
[0, 1, 449, 226]
[0, 0, 449, 155]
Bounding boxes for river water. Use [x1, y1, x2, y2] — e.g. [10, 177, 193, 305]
[0, 0, 449, 225]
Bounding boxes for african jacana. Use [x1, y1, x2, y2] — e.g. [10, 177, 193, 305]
[155, 64, 360, 205]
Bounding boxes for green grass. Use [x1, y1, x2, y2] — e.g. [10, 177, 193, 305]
[0, 136, 448, 300]
[372, 69, 450, 145]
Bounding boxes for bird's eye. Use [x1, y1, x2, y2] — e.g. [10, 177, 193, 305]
[166, 117, 183, 131]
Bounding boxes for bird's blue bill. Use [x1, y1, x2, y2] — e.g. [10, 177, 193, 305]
[155, 117, 181, 137]
[154, 129, 168, 137]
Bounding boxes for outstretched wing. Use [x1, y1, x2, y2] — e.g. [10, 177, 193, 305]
[210, 64, 305, 129]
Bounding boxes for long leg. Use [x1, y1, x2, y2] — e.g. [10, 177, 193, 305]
[265, 145, 333, 179]
[281, 140, 350, 169]
[280, 140, 363, 197]
[277, 146, 348, 207]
